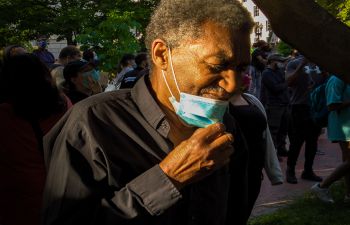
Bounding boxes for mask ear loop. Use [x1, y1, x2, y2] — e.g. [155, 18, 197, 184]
[167, 48, 181, 95]
[161, 47, 181, 100]
[161, 69, 175, 99]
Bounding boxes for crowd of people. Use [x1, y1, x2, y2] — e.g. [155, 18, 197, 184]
[247, 41, 350, 203]
[0, 0, 349, 225]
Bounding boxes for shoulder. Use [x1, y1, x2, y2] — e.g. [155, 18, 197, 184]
[242, 93, 261, 106]
[72, 89, 133, 118]
[242, 93, 266, 115]
[286, 58, 299, 68]
[286, 58, 304, 76]
[326, 75, 343, 88]
[44, 90, 135, 145]
[262, 68, 273, 76]
[32, 50, 40, 55]
[122, 70, 139, 79]
[328, 75, 342, 83]
[50, 64, 63, 72]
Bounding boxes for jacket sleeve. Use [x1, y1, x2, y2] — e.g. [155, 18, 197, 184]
[263, 127, 284, 185]
[42, 110, 182, 225]
[242, 93, 284, 185]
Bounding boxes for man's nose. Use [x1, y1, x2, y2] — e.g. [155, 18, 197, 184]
[218, 69, 236, 94]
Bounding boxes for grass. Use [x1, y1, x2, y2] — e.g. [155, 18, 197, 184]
[248, 182, 350, 225]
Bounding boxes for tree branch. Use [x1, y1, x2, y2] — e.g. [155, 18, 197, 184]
[253, 0, 350, 83]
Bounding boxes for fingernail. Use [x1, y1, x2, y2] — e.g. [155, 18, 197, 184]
[216, 123, 226, 132]
[227, 134, 234, 142]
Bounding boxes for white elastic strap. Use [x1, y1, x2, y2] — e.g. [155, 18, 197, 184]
[168, 48, 181, 94]
[161, 69, 175, 99]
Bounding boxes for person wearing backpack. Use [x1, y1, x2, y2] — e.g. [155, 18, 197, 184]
[285, 55, 323, 184]
[311, 75, 350, 203]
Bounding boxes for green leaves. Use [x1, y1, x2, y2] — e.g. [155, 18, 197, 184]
[0, 0, 54, 46]
[316, 0, 350, 26]
[76, 0, 159, 72]
[276, 41, 292, 57]
[77, 10, 141, 72]
[337, 0, 350, 26]
[0, 0, 159, 72]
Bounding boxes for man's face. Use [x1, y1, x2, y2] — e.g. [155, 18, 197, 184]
[66, 54, 82, 65]
[165, 21, 250, 101]
[72, 65, 95, 91]
[127, 59, 136, 68]
[37, 39, 47, 49]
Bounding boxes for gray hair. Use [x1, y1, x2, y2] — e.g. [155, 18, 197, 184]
[145, 0, 254, 52]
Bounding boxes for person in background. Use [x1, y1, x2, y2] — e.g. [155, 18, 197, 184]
[240, 66, 252, 93]
[32, 37, 55, 67]
[285, 55, 323, 184]
[250, 40, 270, 99]
[230, 71, 283, 224]
[83, 49, 109, 91]
[0, 45, 28, 103]
[0, 54, 71, 225]
[50, 45, 82, 89]
[62, 59, 101, 104]
[83, 49, 99, 66]
[311, 75, 350, 203]
[105, 53, 135, 91]
[3, 45, 27, 62]
[41, 0, 254, 224]
[261, 54, 290, 158]
[119, 52, 149, 89]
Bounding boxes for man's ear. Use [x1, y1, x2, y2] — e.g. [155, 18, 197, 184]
[151, 39, 168, 70]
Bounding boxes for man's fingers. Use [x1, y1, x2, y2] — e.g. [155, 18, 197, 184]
[209, 132, 234, 150]
[193, 123, 227, 143]
[208, 147, 234, 170]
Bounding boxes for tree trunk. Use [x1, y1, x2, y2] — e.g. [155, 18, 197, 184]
[253, 0, 350, 83]
[65, 33, 74, 45]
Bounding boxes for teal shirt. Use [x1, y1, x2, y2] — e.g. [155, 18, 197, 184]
[326, 76, 350, 141]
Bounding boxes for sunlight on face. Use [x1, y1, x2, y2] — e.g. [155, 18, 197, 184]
[166, 21, 251, 101]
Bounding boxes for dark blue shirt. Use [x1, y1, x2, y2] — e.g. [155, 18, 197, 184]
[261, 67, 289, 105]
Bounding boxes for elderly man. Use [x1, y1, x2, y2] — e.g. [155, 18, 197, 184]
[42, 0, 253, 224]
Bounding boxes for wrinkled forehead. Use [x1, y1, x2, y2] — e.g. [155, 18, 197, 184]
[181, 21, 251, 63]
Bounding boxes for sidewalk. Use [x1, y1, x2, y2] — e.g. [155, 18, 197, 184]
[251, 131, 342, 217]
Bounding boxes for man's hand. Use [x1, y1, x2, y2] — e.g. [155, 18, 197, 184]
[159, 123, 234, 190]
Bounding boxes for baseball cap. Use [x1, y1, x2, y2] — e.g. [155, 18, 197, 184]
[63, 59, 92, 80]
[267, 53, 288, 63]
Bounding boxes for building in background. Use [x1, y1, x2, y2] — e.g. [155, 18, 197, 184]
[31, 35, 68, 61]
[46, 35, 68, 59]
[239, 0, 279, 45]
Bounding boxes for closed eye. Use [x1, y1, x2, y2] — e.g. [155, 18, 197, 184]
[208, 62, 248, 74]
[208, 64, 225, 73]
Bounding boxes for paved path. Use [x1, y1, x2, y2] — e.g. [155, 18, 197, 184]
[251, 130, 342, 217]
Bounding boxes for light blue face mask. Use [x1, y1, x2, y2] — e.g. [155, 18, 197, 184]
[161, 49, 229, 128]
[82, 69, 100, 88]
